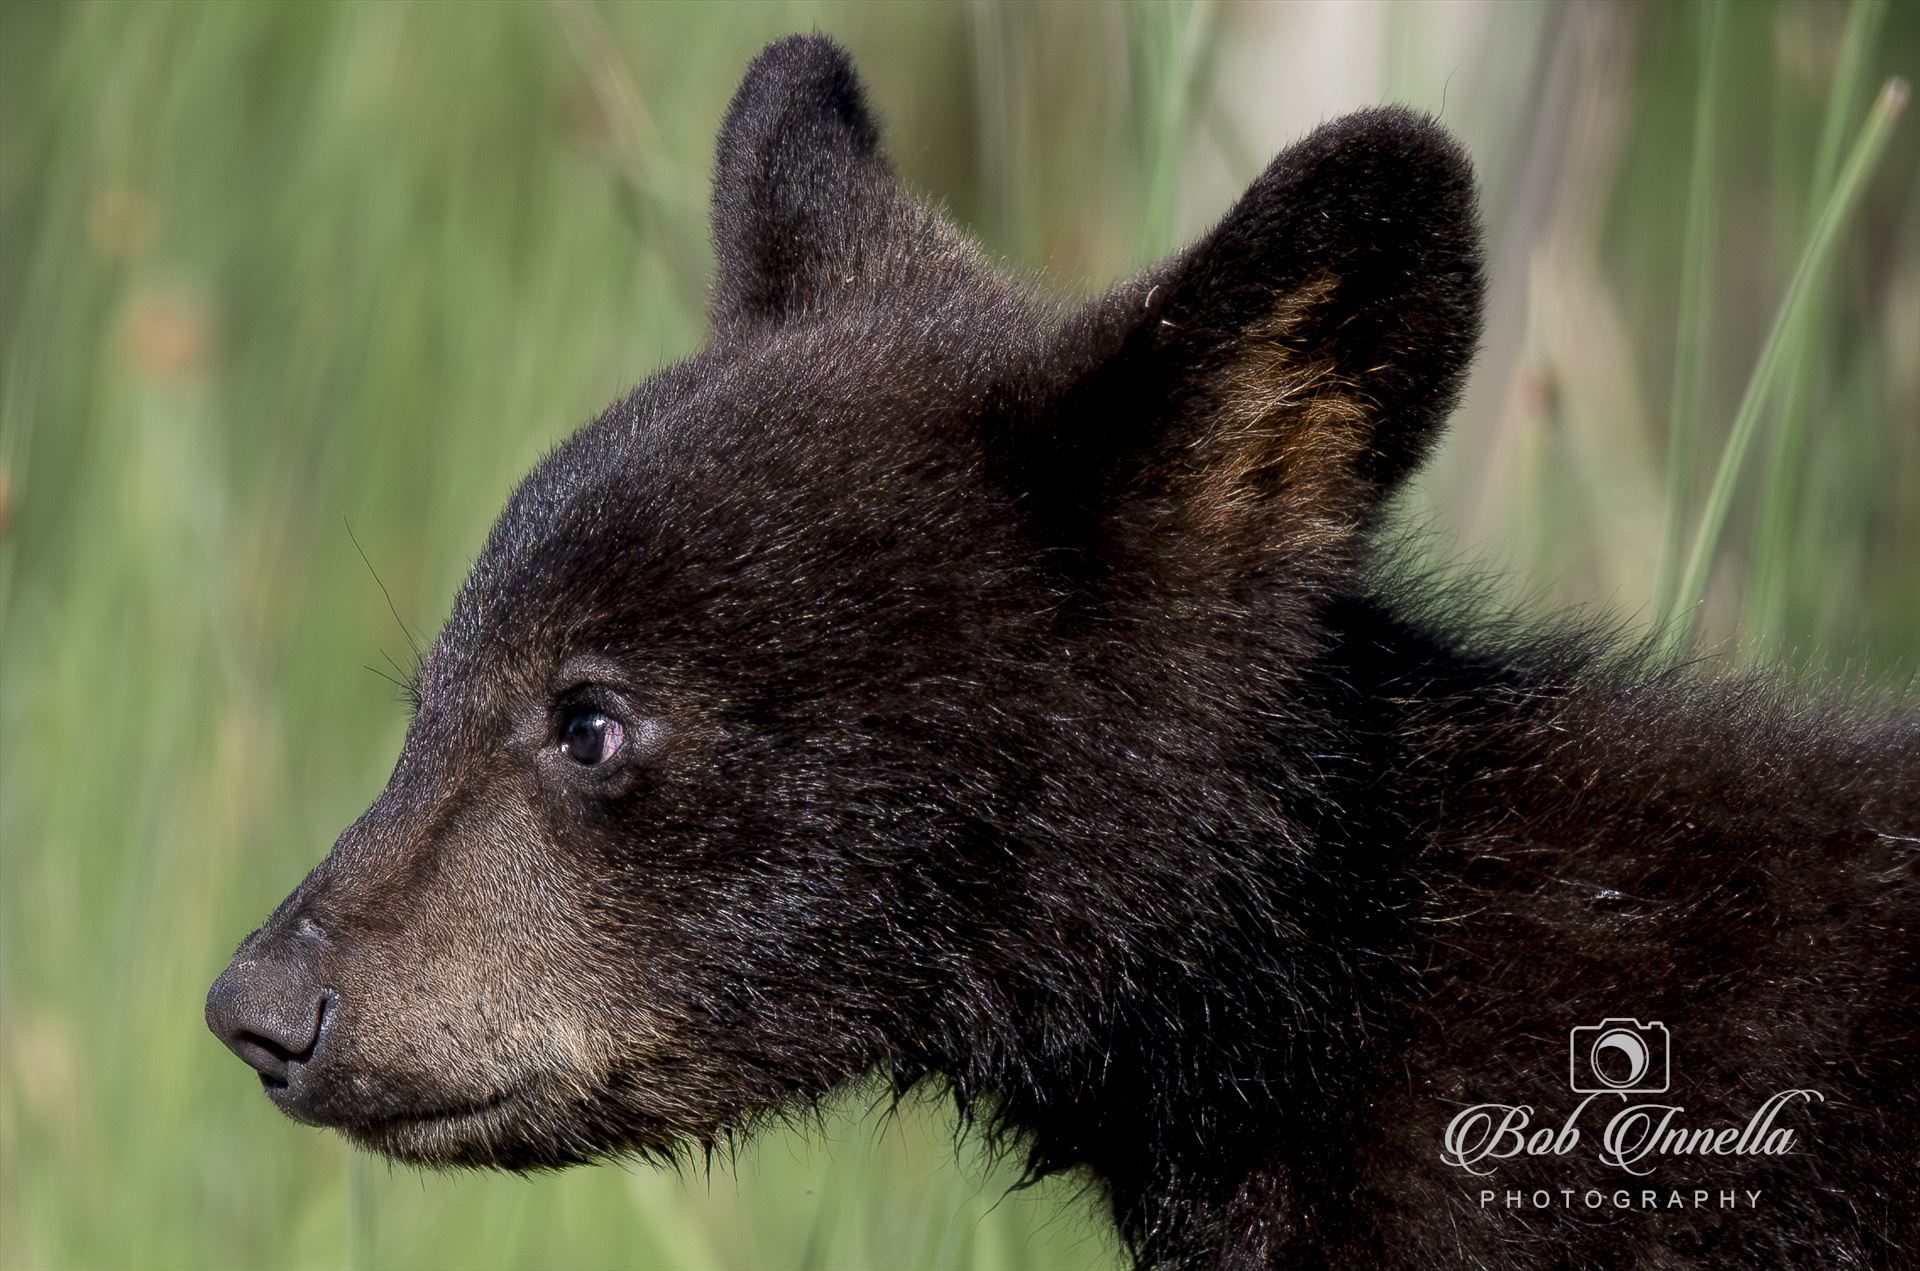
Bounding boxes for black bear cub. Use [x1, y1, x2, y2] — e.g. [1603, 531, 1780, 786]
[209, 35, 1917, 1270]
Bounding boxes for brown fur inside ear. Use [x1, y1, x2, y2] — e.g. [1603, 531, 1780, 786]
[1172, 274, 1373, 563]
[1032, 107, 1484, 588]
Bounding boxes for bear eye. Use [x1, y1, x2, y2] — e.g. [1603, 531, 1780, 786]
[559, 709, 624, 765]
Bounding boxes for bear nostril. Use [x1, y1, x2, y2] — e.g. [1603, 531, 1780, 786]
[234, 997, 327, 1088]
[234, 1032, 297, 1089]
[205, 960, 331, 1086]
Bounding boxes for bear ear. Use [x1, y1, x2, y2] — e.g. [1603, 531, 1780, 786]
[1026, 108, 1484, 578]
[710, 36, 934, 330]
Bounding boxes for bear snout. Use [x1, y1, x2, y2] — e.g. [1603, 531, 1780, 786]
[205, 920, 338, 1121]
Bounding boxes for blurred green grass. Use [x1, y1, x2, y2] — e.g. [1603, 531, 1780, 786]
[0, 3, 1914, 1269]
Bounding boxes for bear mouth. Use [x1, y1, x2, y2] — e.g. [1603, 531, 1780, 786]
[336, 1083, 616, 1170]
[357, 1086, 520, 1131]
[339, 1087, 529, 1162]
[258, 1063, 520, 1130]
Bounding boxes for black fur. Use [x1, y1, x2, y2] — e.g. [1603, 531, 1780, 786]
[209, 35, 1919, 1270]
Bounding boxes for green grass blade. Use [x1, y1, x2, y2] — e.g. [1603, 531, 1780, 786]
[349, 1152, 376, 1271]
[1652, 0, 1726, 628]
[1128, 0, 1208, 263]
[1744, 0, 1889, 650]
[1659, 76, 1909, 658]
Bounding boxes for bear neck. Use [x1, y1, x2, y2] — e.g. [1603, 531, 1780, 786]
[914, 584, 1590, 1265]
[909, 574, 1913, 1269]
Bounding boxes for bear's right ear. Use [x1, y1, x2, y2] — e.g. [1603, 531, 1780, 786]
[1009, 108, 1484, 584]
[710, 36, 939, 331]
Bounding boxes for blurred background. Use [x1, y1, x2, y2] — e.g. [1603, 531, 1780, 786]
[1, 2, 1915, 1268]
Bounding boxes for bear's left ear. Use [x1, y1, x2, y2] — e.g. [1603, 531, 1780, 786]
[1021, 108, 1484, 577]
[710, 35, 949, 331]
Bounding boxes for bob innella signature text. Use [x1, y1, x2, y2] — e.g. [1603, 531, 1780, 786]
[1442, 1090, 1825, 1177]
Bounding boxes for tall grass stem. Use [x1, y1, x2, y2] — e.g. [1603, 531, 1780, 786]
[1129, 0, 1207, 262]
[1652, 0, 1726, 627]
[1659, 76, 1908, 658]
[349, 1152, 375, 1270]
[1744, 0, 1889, 649]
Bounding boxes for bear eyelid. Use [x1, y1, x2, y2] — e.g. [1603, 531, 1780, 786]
[552, 654, 630, 700]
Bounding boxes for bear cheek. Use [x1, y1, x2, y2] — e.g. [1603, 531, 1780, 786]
[325, 797, 648, 1108]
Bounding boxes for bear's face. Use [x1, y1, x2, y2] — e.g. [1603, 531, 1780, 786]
[207, 35, 1481, 1169]
[263, 330, 1053, 1166]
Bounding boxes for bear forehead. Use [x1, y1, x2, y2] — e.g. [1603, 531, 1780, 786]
[417, 325, 1030, 704]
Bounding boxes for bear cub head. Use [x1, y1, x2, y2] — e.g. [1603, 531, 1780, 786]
[207, 34, 1481, 1169]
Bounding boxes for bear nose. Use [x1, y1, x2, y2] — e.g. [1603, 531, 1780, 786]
[205, 962, 327, 1082]
[206, 946, 330, 1088]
